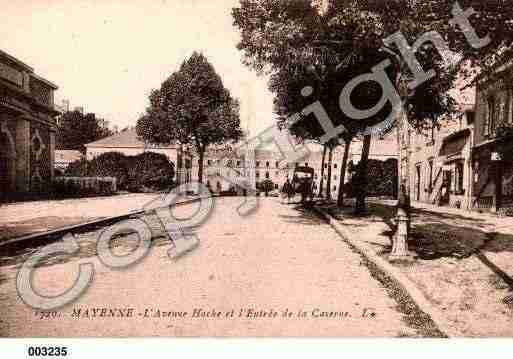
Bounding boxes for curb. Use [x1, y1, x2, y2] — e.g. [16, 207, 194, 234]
[316, 207, 463, 338]
[0, 197, 206, 248]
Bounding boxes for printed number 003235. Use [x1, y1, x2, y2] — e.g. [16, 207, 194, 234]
[27, 346, 68, 357]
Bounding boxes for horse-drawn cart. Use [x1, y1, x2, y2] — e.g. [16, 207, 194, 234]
[291, 166, 316, 206]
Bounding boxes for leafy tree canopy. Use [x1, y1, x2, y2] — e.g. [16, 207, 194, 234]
[57, 111, 112, 152]
[137, 52, 243, 183]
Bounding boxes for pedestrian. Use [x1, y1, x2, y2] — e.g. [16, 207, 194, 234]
[281, 178, 291, 204]
[287, 178, 295, 204]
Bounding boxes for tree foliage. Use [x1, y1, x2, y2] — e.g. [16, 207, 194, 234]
[66, 151, 175, 192]
[57, 111, 112, 152]
[137, 52, 243, 183]
[232, 0, 460, 212]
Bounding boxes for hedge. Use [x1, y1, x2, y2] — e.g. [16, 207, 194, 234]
[65, 151, 175, 192]
[346, 158, 398, 198]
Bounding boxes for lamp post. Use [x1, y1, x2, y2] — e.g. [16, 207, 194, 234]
[491, 151, 503, 213]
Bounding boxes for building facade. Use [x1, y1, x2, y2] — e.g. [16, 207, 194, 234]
[85, 128, 398, 197]
[472, 62, 513, 212]
[407, 106, 476, 209]
[181, 139, 397, 197]
[85, 129, 179, 164]
[180, 146, 350, 196]
[0, 49, 59, 197]
[54, 150, 83, 171]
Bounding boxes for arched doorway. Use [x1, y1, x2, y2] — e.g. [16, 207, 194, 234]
[0, 125, 16, 197]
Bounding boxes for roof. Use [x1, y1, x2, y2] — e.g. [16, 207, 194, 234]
[31, 73, 58, 90]
[55, 150, 83, 162]
[86, 129, 177, 149]
[0, 49, 58, 89]
[0, 49, 33, 72]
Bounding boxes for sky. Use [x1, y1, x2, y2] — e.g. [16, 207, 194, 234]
[0, 0, 276, 135]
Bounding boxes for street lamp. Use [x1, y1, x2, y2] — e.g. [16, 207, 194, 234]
[491, 151, 504, 213]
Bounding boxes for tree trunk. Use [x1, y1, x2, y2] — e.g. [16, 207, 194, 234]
[326, 146, 334, 200]
[337, 138, 351, 208]
[355, 135, 371, 214]
[319, 144, 327, 197]
[397, 114, 411, 213]
[197, 148, 205, 185]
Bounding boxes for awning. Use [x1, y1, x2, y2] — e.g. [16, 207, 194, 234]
[439, 128, 471, 157]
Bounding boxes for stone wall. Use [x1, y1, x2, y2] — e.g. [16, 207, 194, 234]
[30, 122, 52, 191]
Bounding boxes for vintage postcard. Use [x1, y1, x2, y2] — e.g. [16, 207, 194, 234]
[1, 0, 513, 346]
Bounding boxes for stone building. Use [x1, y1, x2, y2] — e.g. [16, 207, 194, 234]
[0, 49, 59, 197]
[407, 104, 476, 209]
[176, 143, 351, 196]
[54, 150, 83, 171]
[84, 128, 397, 197]
[182, 139, 397, 197]
[472, 61, 513, 212]
[85, 129, 179, 164]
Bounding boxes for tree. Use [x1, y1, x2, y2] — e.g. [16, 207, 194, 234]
[57, 111, 112, 152]
[319, 144, 328, 197]
[233, 0, 429, 213]
[337, 136, 351, 207]
[233, 0, 460, 259]
[137, 52, 243, 185]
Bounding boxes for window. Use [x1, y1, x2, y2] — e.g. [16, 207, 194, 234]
[485, 97, 497, 137]
[305, 163, 309, 167]
[334, 175, 337, 180]
[275, 161, 280, 168]
[256, 161, 260, 168]
[428, 159, 434, 192]
[334, 164, 338, 169]
[324, 164, 328, 169]
[236, 160, 240, 167]
[256, 171, 260, 178]
[333, 186, 337, 191]
[466, 111, 475, 125]
[265, 172, 270, 179]
[266, 161, 270, 168]
[274, 184, 279, 189]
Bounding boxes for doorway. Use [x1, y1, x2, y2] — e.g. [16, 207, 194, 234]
[415, 164, 422, 201]
[0, 130, 15, 198]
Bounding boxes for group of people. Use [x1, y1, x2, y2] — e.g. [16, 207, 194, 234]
[281, 177, 318, 205]
[280, 178, 295, 204]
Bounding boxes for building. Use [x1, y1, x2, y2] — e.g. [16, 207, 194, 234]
[0, 49, 59, 196]
[183, 138, 397, 197]
[85, 126, 398, 197]
[472, 61, 513, 212]
[189, 147, 350, 196]
[407, 104, 476, 209]
[349, 136, 399, 164]
[54, 150, 83, 171]
[85, 129, 179, 164]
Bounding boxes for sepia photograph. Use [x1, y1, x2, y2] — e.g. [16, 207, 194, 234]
[1, 0, 513, 352]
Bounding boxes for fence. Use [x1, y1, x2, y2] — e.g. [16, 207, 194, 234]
[54, 176, 117, 196]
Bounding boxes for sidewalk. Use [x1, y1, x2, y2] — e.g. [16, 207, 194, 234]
[0, 193, 164, 241]
[319, 200, 513, 337]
